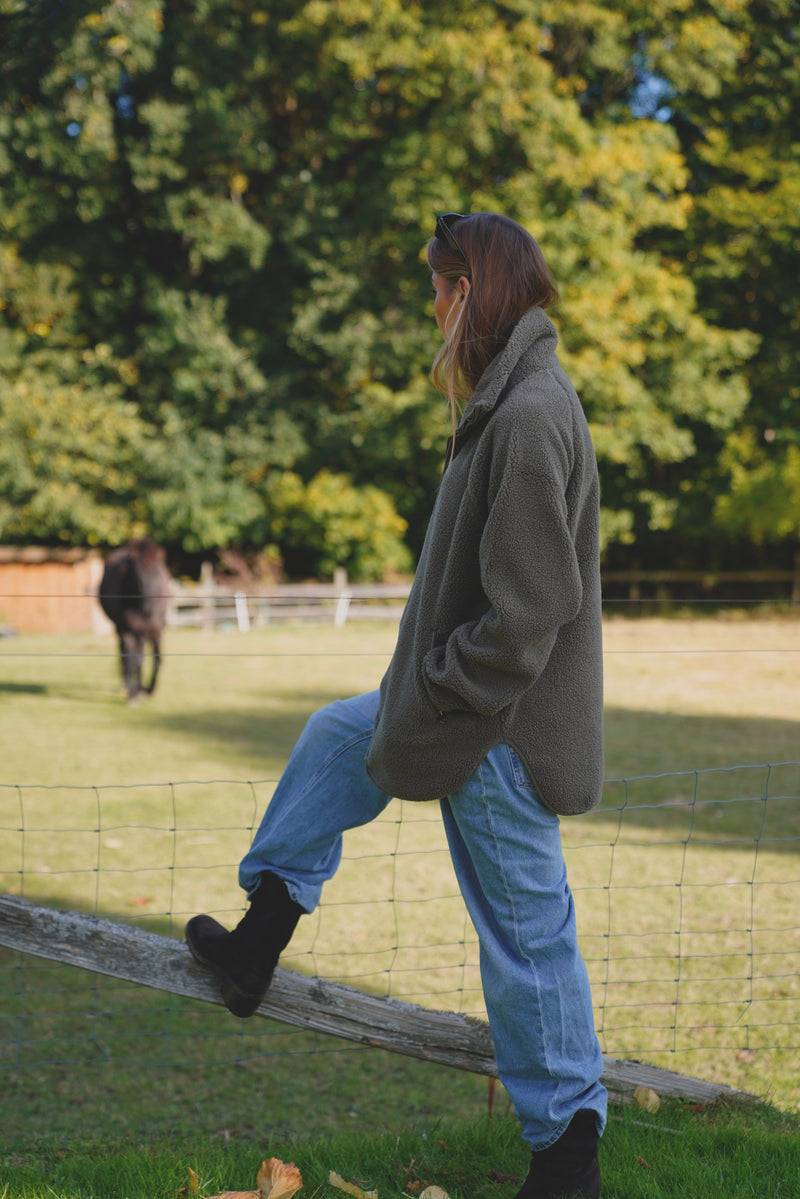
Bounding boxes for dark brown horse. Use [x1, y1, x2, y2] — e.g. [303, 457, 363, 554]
[99, 539, 171, 702]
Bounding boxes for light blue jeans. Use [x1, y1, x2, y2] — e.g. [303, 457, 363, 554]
[239, 691, 607, 1149]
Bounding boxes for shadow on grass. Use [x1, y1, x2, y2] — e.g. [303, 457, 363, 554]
[4, 671, 796, 852]
[138, 686, 357, 768]
[143, 698, 800, 851]
[0, 940, 496, 1146]
[0, 682, 47, 695]
[600, 706, 800, 850]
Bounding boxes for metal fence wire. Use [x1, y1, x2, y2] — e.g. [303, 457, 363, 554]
[1, 761, 798, 1083]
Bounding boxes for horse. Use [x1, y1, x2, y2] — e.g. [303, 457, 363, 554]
[98, 539, 171, 703]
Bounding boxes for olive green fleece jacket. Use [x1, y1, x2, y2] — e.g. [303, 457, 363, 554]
[365, 305, 604, 815]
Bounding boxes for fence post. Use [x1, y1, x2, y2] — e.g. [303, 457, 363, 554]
[333, 567, 352, 627]
[200, 561, 215, 632]
[234, 591, 250, 633]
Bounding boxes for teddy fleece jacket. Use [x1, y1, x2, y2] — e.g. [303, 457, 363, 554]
[365, 304, 604, 816]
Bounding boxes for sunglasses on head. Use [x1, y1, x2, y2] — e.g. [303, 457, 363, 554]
[435, 212, 470, 272]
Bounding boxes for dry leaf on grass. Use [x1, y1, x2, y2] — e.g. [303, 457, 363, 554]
[257, 1158, 303, 1197]
[204, 1156, 302, 1199]
[189, 1165, 258, 1199]
[328, 1171, 378, 1198]
[206, 1192, 258, 1198]
[633, 1085, 661, 1113]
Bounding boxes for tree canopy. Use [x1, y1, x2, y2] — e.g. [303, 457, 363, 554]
[0, 0, 796, 578]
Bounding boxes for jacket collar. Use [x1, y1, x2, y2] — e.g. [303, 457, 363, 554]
[444, 306, 558, 465]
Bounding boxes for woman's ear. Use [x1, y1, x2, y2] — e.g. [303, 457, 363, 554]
[457, 275, 471, 301]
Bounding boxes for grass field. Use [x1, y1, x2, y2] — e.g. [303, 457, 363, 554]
[1, 614, 799, 1192]
[3, 1102, 799, 1199]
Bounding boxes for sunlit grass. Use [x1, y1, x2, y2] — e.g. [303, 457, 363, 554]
[1, 616, 799, 1142]
[1, 1102, 798, 1199]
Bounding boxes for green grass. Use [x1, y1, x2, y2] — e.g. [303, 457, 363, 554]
[1, 1101, 798, 1198]
[1, 616, 799, 1195]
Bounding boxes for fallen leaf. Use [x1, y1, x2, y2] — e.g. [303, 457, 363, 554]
[188, 1167, 201, 1194]
[206, 1193, 257, 1198]
[329, 1171, 378, 1199]
[257, 1158, 303, 1198]
[633, 1085, 660, 1113]
[205, 1157, 302, 1199]
[637, 1156, 654, 1171]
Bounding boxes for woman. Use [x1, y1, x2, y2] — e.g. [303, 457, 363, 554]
[186, 213, 607, 1199]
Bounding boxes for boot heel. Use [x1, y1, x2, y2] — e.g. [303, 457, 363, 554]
[220, 978, 267, 1018]
[513, 1110, 601, 1199]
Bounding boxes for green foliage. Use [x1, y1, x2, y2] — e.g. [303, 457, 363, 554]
[614, 0, 800, 549]
[0, 0, 795, 573]
[0, 239, 152, 542]
[0, 362, 146, 545]
[716, 431, 800, 543]
[266, 468, 413, 581]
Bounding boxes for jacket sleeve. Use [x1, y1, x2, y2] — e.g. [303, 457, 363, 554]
[421, 397, 584, 718]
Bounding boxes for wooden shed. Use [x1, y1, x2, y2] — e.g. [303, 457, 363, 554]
[0, 547, 110, 635]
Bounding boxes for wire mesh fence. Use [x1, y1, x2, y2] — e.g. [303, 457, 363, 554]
[0, 605, 798, 1115]
[2, 761, 798, 1082]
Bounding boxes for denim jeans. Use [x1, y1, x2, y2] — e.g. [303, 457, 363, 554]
[239, 691, 607, 1149]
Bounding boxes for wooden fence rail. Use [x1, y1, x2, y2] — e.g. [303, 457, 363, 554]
[602, 567, 800, 604]
[0, 895, 758, 1108]
[166, 565, 799, 632]
[168, 566, 411, 630]
[2, 554, 795, 636]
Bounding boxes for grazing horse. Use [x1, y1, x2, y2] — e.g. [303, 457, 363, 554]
[99, 539, 171, 702]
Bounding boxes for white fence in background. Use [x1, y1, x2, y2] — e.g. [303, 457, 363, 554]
[167, 566, 411, 631]
[165, 562, 800, 633]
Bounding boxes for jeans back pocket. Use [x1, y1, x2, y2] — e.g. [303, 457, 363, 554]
[506, 744, 534, 790]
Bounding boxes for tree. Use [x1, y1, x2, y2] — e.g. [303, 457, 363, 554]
[0, 0, 776, 573]
[536, 0, 799, 558]
[652, 0, 800, 550]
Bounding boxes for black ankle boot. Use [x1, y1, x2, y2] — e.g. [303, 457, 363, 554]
[513, 1110, 601, 1199]
[185, 872, 304, 1017]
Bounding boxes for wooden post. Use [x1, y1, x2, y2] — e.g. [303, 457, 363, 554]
[200, 561, 215, 632]
[234, 590, 250, 633]
[0, 897, 758, 1107]
[333, 567, 351, 627]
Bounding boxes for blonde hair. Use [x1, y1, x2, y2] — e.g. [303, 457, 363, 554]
[427, 213, 558, 445]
